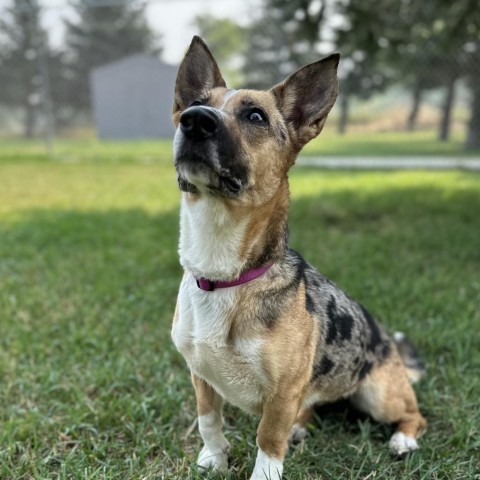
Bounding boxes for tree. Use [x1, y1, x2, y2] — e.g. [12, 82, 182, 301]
[408, 0, 480, 146]
[193, 15, 246, 87]
[389, 13, 462, 141]
[466, 73, 480, 149]
[242, 8, 295, 89]
[0, 0, 47, 137]
[441, 0, 480, 149]
[245, 0, 480, 144]
[398, 53, 456, 136]
[63, 0, 161, 113]
[332, 1, 394, 134]
[334, 0, 470, 140]
[337, 59, 389, 134]
[242, 2, 325, 89]
[267, 0, 327, 45]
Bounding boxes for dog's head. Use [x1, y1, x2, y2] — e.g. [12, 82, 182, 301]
[173, 36, 339, 203]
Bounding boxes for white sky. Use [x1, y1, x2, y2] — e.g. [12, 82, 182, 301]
[149, 0, 261, 64]
[34, 0, 261, 65]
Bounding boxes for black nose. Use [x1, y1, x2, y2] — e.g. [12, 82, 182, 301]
[180, 106, 218, 140]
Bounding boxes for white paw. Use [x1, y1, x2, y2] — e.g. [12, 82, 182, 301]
[250, 467, 282, 480]
[250, 448, 283, 480]
[197, 444, 229, 472]
[389, 432, 419, 456]
[288, 423, 308, 443]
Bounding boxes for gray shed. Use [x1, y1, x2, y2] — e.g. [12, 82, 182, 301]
[90, 54, 178, 139]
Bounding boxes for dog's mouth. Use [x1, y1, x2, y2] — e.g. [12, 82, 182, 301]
[175, 149, 245, 197]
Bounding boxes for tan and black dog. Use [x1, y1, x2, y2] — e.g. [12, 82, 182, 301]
[171, 36, 426, 480]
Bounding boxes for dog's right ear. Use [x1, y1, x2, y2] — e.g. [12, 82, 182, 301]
[173, 36, 226, 117]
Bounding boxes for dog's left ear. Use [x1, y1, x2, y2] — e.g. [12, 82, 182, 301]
[270, 53, 340, 150]
[173, 36, 226, 117]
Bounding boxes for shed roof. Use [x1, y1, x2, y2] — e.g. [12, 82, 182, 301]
[92, 53, 177, 77]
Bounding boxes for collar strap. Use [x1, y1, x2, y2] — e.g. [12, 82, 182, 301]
[196, 263, 273, 291]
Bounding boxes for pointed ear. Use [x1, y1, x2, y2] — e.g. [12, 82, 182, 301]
[173, 36, 226, 114]
[270, 53, 340, 149]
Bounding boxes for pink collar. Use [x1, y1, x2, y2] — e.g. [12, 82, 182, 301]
[195, 263, 273, 291]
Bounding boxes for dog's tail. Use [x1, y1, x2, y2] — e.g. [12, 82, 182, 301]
[393, 332, 426, 384]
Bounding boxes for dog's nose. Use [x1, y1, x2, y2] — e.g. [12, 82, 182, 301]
[180, 106, 218, 140]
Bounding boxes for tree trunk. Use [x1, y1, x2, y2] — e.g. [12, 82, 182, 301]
[439, 76, 456, 142]
[23, 69, 37, 138]
[407, 83, 422, 131]
[23, 101, 36, 139]
[338, 93, 350, 135]
[466, 80, 480, 150]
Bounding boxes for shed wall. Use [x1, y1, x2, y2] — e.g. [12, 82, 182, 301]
[91, 56, 177, 139]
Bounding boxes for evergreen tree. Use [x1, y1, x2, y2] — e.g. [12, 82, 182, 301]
[0, 0, 47, 137]
[63, 0, 161, 111]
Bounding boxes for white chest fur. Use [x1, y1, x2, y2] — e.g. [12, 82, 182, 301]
[179, 195, 248, 281]
[172, 274, 267, 414]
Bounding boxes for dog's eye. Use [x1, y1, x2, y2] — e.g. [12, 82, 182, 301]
[247, 109, 267, 124]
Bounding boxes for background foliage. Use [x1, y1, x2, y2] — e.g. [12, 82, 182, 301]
[0, 0, 479, 150]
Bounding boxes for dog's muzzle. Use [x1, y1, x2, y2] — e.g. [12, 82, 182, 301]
[180, 107, 218, 141]
[175, 105, 247, 197]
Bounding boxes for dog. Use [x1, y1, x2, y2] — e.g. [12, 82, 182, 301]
[171, 36, 427, 480]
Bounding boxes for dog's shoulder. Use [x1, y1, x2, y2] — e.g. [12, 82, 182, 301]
[293, 251, 392, 388]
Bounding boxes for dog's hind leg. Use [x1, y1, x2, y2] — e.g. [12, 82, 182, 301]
[191, 373, 230, 472]
[288, 406, 314, 443]
[350, 349, 427, 457]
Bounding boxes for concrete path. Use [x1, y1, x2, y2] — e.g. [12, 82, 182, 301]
[297, 156, 480, 171]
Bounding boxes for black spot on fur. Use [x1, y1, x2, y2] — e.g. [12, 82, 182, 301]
[255, 238, 280, 268]
[325, 315, 337, 344]
[312, 356, 335, 380]
[358, 360, 373, 381]
[326, 296, 354, 344]
[360, 304, 383, 352]
[305, 292, 316, 314]
[248, 225, 289, 271]
[381, 342, 391, 359]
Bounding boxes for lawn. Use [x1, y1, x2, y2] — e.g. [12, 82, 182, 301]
[1, 129, 479, 164]
[0, 141, 479, 479]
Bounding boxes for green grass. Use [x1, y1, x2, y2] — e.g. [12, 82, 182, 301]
[0, 139, 173, 164]
[1, 129, 479, 164]
[1, 142, 479, 479]
[304, 130, 480, 156]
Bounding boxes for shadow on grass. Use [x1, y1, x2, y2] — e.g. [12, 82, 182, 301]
[0, 207, 183, 377]
[2, 177, 479, 384]
[2, 178, 479, 364]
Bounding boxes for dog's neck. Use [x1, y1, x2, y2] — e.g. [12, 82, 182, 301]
[179, 182, 289, 281]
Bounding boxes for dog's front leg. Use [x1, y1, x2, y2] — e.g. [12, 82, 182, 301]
[250, 397, 301, 480]
[191, 373, 230, 473]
